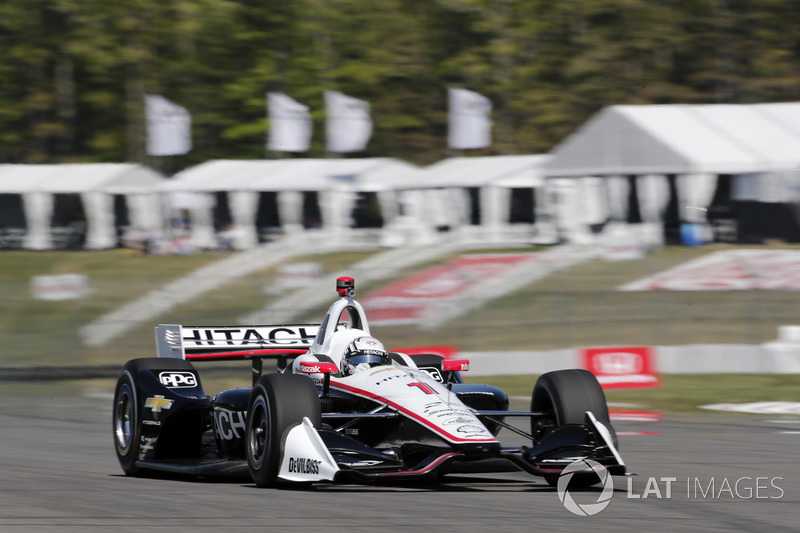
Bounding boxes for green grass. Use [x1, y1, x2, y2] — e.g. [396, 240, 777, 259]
[371, 243, 800, 351]
[0, 249, 375, 366]
[1, 243, 799, 369]
[472, 374, 800, 413]
[4, 373, 798, 416]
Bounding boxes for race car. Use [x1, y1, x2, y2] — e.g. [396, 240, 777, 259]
[113, 276, 625, 487]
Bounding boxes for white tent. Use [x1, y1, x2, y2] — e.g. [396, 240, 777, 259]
[405, 155, 549, 238]
[164, 158, 420, 249]
[546, 104, 797, 177]
[0, 163, 165, 250]
[544, 103, 800, 244]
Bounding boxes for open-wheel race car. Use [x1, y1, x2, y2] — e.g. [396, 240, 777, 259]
[113, 276, 626, 487]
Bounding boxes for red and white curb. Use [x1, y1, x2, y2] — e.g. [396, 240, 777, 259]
[699, 402, 800, 415]
[609, 410, 662, 423]
[609, 410, 662, 435]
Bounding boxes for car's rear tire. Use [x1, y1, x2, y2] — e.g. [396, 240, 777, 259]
[246, 373, 321, 488]
[113, 369, 141, 476]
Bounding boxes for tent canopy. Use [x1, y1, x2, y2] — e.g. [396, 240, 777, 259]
[409, 154, 549, 189]
[545, 103, 800, 177]
[0, 163, 165, 194]
[164, 158, 419, 193]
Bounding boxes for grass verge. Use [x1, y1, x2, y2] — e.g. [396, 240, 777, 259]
[3, 374, 798, 416]
[472, 374, 800, 413]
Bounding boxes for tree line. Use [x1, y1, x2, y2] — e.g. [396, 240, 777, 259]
[2, 0, 799, 169]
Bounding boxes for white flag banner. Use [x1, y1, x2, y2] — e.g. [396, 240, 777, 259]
[448, 88, 492, 149]
[267, 92, 312, 152]
[145, 95, 191, 156]
[325, 90, 372, 153]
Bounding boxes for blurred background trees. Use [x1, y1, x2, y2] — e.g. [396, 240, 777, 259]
[2, 0, 800, 168]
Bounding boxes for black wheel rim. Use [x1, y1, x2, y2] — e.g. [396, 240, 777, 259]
[114, 383, 133, 453]
[248, 397, 269, 469]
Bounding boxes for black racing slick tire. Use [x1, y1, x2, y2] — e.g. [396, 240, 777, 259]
[245, 373, 321, 488]
[531, 369, 615, 489]
[113, 368, 141, 476]
[531, 369, 611, 428]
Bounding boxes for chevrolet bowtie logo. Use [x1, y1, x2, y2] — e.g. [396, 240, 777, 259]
[145, 395, 174, 413]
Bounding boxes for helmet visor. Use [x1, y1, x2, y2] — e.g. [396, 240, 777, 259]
[347, 353, 385, 367]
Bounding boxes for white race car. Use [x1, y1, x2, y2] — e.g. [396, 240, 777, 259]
[113, 277, 625, 487]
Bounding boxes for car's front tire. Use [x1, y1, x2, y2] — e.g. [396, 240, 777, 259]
[531, 369, 611, 428]
[531, 369, 616, 488]
[246, 373, 321, 488]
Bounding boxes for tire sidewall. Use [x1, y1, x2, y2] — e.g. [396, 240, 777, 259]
[531, 369, 610, 427]
[246, 380, 278, 487]
[112, 369, 140, 476]
[246, 373, 321, 488]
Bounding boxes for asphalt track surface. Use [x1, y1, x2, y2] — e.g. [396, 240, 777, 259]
[1, 392, 798, 533]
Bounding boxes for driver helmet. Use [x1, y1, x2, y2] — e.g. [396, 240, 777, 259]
[342, 336, 389, 376]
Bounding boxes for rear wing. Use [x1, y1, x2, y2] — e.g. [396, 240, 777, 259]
[156, 324, 320, 384]
[156, 324, 319, 361]
[154, 277, 364, 385]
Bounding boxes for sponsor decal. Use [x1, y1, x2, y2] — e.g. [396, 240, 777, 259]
[407, 382, 438, 395]
[582, 347, 660, 390]
[139, 436, 157, 453]
[181, 326, 318, 347]
[162, 328, 182, 351]
[329, 381, 497, 444]
[347, 460, 383, 467]
[373, 371, 404, 386]
[288, 457, 321, 475]
[442, 359, 469, 372]
[142, 420, 161, 426]
[299, 361, 337, 374]
[620, 249, 800, 291]
[30, 273, 90, 301]
[456, 424, 488, 436]
[159, 371, 197, 388]
[214, 409, 246, 441]
[145, 395, 174, 413]
[362, 254, 539, 325]
[422, 402, 492, 434]
[419, 367, 443, 382]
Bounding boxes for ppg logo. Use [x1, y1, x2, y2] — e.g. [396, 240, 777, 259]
[159, 371, 198, 388]
[419, 368, 443, 383]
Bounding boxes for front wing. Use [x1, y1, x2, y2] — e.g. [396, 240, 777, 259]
[277, 410, 625, 484]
